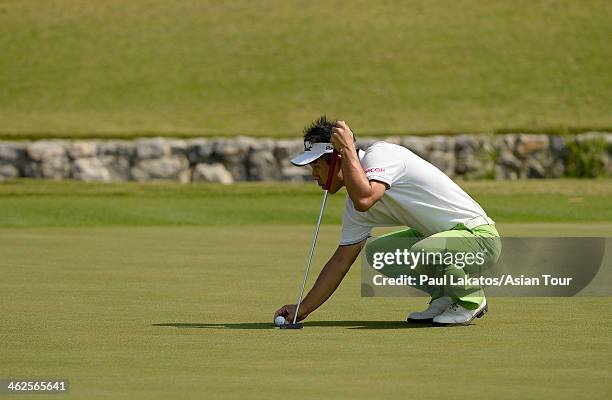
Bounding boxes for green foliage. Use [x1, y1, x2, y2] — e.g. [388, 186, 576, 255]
[565, 137, 608, 178]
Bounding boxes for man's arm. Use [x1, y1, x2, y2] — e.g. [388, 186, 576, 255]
[331, 121, 386, 212]
[274, 241, 364, 322]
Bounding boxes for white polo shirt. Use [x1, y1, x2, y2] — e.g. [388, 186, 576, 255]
[340, 141, 491, 245]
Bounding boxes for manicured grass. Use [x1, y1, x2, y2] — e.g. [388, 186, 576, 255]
[1, 1, 612, 138]
[1, 226, 610, 399]
[1, 180, 611, 398]
[0, 179, 611, 227]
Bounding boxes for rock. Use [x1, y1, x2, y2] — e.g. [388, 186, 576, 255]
[495, 165, 519, 180]
[455, 142, 479, 174]
[605, 133, 612, 153]
[4, 134, 611, 182]
[72, 158, 111, 182]
[211, 138, 254, 180]
[0, 163, 19, 180]
[428, 150, 455, 177]
[27, 141, 66, 161]
[248, 149, 279, 181]
[526, 159, 546, 178]
[274, 140, 304, 163]
[274, 140, 311, 181]
[250, 138, 276, 152]
[383, 136, 401, 145]
[168, 139, 188, 156]
[131, 156, 190, 182]
[99, 156, 132, 181]
[212, 137, 256, 160]
[192, 163, 234, 184]
[547, 159, 566, 178]
[454, 135, 479, 153]
[478, 136, 494, 154]
[455, 156, 482, 176]
[455, 136, 495, 179]
[356, 138, 379, 151]
[68, 141, 98, 159]
[576, 131, 606, 143]
[498, 151, 522, 171]
[515, 134, 549, 157]
[21, 161, 38, 178]
[0, 142, 27, 162]
[400, 136, 429, 158]
[99, 140, 135, 157]
[187, 138, 213, 164]
[280, 166, 311, 182]
[135, 138, 169, 159]
[24, 140, 70, 179]
[494, 135, 517, 157]
[548, 136, 567, 157]
[40, 158, 71, 179]
[430, 135, 454, 152]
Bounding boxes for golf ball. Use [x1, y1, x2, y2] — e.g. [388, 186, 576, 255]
[274, 316, 286, 326]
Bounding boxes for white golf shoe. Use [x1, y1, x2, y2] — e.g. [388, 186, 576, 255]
[432, 298, 488, 326]
[407, 296, 453, 323]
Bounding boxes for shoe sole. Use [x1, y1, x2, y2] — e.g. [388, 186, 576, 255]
[432, 303, 488, 327]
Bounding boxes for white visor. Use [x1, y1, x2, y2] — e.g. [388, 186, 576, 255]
[290, 141, 334, 166]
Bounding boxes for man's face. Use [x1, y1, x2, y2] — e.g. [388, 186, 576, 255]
[309, 157, 343, 193]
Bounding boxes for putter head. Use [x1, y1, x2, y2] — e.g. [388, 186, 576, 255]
[279, 323, 304, 329]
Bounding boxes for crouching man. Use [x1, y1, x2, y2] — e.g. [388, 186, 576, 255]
[274, 117, 501, 326]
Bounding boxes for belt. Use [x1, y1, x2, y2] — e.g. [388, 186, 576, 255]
[464, 216, 495, 229]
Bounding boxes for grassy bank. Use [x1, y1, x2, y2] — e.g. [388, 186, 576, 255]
[1, 1, 611, 138]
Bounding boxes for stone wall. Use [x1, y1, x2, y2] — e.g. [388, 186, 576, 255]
[0, 133, 610, 183]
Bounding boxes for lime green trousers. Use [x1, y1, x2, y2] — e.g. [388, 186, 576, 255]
[364, 223, 501, 310]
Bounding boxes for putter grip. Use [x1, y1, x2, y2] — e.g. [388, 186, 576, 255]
[325, 150, 339, 190]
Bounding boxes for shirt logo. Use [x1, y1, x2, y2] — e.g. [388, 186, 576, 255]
[365, 167, 386, 174]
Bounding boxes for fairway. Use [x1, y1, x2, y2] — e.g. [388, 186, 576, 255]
[1, 180, 611, 398]
[1, 0, 611, 138]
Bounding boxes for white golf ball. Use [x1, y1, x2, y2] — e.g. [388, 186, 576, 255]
[274, 316, 286, 326]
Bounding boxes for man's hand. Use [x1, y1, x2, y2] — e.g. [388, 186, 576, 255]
[331, 121, 356, 154]
[274, 304, 307, 323]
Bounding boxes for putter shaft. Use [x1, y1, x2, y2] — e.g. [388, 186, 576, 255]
[293, 190, 328, 324]
[292, 150, 339, 325]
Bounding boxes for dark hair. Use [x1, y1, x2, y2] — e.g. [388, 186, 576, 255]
[303, 115, 357, 150]
[303, 116, 337, 144]
[302, 116, 357, 162]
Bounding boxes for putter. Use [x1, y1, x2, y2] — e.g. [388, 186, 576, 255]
[280, 150, 339, 330]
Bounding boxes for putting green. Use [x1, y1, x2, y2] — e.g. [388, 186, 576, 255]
[1, 225, 611, 399]
[1, 180, 611, 398]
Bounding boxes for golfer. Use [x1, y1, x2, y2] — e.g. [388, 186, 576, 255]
[274, 117, 501, 326]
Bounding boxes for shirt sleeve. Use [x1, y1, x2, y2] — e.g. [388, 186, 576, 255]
[340, 196, 372, 246]
[361, 143, 405, 188]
